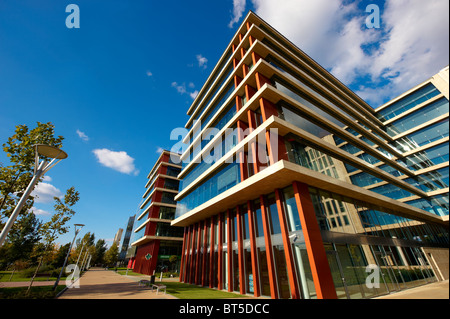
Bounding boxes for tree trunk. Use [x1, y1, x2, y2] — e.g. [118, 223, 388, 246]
[27, 255, 44, 294]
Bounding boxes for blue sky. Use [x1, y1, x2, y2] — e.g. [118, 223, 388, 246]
[0, 0, 448, 247]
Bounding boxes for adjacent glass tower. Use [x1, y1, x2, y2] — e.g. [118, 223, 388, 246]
[129, 150, 184, 275]
[171, 11, 449, 299]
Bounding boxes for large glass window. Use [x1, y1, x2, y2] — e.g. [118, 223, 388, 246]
[180, 128, 238, 191]
[188, 55, 233, 129]
[165, 166, 181, 177]
[399, 143, 449, 172]
[405, 194, 449, 217]
[377, 83, 441, 121]
[252, 199, 271, 297]
[386, 97, 449, 137]
[369, 183, 415, 201]
[350, 172, 383, 188]
[201, 82, 235, 131]
[176, 163, 240, 218]
[159, 206, 176, 220]
[392, 119, 449, 152]
[155, 222, 184, 237]
[163, 178, 180, 191]
[161, 192, 176, 205]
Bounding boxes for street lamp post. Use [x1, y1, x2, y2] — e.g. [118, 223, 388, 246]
[0, 144, 68, 247]
[80, 251, 88, 271]
[76, 243, 85, 265]
[53, 223, 84, 291]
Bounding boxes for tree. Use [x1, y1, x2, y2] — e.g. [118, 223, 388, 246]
[27, 187, 80, 292]
[0, 211, 42, 269]
[169, 255, 178, 272]
[52, 243, 71, 269]
[103, 243, 119, 267]
[93, 239, 107, 265]
[0, 122, 64, 222]
[70, 232, 95, 266]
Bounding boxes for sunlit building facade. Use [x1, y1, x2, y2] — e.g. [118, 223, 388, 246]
[118, 215, 135, 263]
[171, 11, 449, 299]
[129, 150, 184, 275]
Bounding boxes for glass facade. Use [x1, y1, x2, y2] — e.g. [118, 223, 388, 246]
[174, 12, 448, 299]
[377, 83, 441, 121]
[177, 163, 241, 218]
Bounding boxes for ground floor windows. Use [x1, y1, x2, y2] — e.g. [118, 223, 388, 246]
[178, 182, 448, 299]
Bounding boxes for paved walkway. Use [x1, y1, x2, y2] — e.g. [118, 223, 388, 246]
[375, 280, 449, 299]
[2, 268, 448, 299]
[57, 268, 177, 299]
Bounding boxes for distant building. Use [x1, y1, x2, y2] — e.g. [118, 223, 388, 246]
[128, 150, 184, 275]
[113, 228, 123, 246]
[118, 215, 135, 262]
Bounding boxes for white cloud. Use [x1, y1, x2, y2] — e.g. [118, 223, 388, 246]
[43, 175, 52, 182]
[171, 81, 187, 94]
[156, 147, 164, 154]
[172, 82, 198, 99]
[251, 0, 449, 106]
[196, 54, 208, 69]
[229, 0, 247, 28]
[190, 90, 199, 99]
[360, 0, 450, 104]
[31, 207, 51, 216]
[31, 182, 63, 204]
[76, 129, 89, 142]
[92, 148, 139, 175]
[146, 70, 153, 77]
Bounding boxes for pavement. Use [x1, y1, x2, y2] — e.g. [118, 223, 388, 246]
[1, 268, 448, 299]
[374, 279, 449, 299]
[56, 268, 178, 299]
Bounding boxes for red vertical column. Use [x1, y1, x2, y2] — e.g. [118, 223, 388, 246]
[209, 217, 215, 288]
[201, 220, 208, 286]
[217, 213, 224, 290]
[292, 181, 337, 299]
[247, 201, 260, 297]
[260, 195, 279, 299]
[227, 210, 233, 292]
[179, 227, 187, 282]
[236, 206, 245, 295]
[195, 222, 202, 285]
[183, 225, 192, 283]
[275, 189, 300, 299]
[189, 224, 197, 284]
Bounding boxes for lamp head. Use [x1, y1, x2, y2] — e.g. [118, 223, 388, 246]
[34, 144, 68, 159]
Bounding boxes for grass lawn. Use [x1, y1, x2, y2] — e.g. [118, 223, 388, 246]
[115, 268, 145, 276]
[161, 281, 247, 299]
[0, 285, 66, 299]
[115, 268, 246, 299]
[0, 271, 66, 282]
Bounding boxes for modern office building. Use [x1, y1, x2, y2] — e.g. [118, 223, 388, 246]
[113, 228, 123, 246]
[171, 11, 449, 299]
[128, 150, 184, 275]
[118, 215, 135, 263]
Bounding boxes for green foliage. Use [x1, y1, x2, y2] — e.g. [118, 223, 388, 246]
[169, 255, 178, 263]
[92, 239, 107, 265]
[52, 243, 70, 268]
[0, 212, 42, 268]
[0, 122, 64, 222]
[0, 285, 66, 299]
[103, 243, 119, 267]
[0, 122, 66, 270]
[39, 187, 80, 249]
